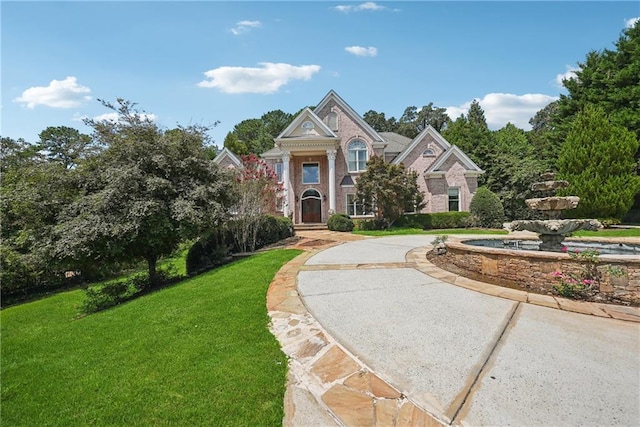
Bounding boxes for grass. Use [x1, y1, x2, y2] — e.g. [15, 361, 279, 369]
[353, 227, 509, 236]
[1, 249, 302, 426]
[574, 228, 640, 238]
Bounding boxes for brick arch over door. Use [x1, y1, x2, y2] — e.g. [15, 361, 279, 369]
[301, 189, 322, 223]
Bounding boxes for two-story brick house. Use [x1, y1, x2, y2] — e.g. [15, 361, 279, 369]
[215, 90, 483, 225]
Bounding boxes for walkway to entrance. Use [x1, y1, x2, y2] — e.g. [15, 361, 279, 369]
[268, 231, 640, 426]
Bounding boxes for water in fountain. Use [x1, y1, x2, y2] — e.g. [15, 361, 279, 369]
[509, 172, 601, 251]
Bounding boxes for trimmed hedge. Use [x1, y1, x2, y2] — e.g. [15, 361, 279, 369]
[327, 214, 354, 232]
[186, 215, 294, 276]
[395, 212, 471, 229]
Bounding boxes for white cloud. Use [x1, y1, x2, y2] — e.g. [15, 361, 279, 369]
[92, 112, 157, 122]
[345, 46, 378, 57]
[230, 20, 261, 35]
[445, 93, 558, 130]
[198, 62, 321, 94]
[13, 76, 91, 109]
[334, 2, 385, 13]
[72, 112, 88, 122]
[625, 17, 639, 28]
[555, 66, 580, 87]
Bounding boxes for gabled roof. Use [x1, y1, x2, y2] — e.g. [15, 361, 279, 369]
[425, 145, 484, 175]
[213, 147, 242, 167]
[379, 132, 412, 154]
[392, 125, 452, 165]
[314, 90, 386, 144]
[276, 107, 337, 139]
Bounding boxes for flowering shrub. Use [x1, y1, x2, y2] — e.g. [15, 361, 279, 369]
[552, 248, 602, 298]
[551, 270, 595, 298]
[551, 248, 628, 300]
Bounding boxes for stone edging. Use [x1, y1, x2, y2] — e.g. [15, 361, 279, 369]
[408, 246, 640, 323]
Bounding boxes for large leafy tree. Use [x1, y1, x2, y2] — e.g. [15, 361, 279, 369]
[225, 109, 294, 155]
[485, 123, 544, 220]
[415, 102, 450, 133]
[1, 136, 79, 296]
[362, 110, 398, 132]
[557, 104, 640, 220]
[38, 126, 97, 169]
[443, 100, 495, 174]
[355, 155, 425, 228]
[55, 99, 235, 282]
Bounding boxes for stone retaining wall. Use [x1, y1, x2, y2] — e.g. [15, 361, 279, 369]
[442, 239, 640, 303]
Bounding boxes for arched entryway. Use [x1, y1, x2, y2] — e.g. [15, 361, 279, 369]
[301, 189, 322, 223]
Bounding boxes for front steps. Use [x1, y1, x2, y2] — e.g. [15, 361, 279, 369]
[294, 223, 328, 231]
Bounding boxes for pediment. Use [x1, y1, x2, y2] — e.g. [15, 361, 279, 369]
[425, 145, 484, 175]
[392, 125, 452, 165]
[277, 108, 337, 139]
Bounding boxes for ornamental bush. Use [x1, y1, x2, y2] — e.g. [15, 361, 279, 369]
[256, 215, 294, 247]
[429, 212, 471, 229]
[327, 214, 354, 232]
[469, 187, 505, 228]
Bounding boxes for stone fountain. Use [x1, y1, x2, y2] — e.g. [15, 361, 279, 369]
[510, 172, 601, 251]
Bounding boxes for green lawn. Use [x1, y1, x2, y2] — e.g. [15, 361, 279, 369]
[574, 228, 640, 238]
[1, 249, 302, 426]
[353, 227, 509, 236]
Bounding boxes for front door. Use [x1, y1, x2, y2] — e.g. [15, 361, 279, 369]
[301, 189, 322, 223]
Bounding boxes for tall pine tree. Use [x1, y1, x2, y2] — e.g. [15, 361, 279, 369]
[557, 104, 639, 220]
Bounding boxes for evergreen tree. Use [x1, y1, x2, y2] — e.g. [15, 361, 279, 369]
[557, 104, 640, 220]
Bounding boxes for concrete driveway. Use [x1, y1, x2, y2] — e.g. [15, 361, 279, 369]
[295, 235, 640, 426]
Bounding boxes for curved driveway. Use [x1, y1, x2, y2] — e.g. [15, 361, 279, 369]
[297, 235, 640, 426]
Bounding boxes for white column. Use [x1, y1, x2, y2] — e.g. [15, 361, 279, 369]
[282, 151, 291, 218]
[326, 149, 337, 214]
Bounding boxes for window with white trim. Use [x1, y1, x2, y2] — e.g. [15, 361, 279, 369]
[346, 194, 373, 216]
[275, 162, 283, 183]
[302, 163, 320, 184]
[347, 140, 368, 172]
[448, 188, 460, 212]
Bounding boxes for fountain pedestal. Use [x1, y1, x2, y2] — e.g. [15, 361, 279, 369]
[509, 173, 601, 251]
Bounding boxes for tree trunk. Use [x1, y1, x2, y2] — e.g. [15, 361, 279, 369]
[147, 254, 158, 286]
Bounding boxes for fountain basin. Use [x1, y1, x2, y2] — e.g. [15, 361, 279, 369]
[510, 218, 602, 251]
[525, 196, 580, 212]
[434, 237, 640, 304]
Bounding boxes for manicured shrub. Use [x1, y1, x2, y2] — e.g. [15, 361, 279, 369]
[186, 229, 232, 276]
[354, 218, 389, 230]
[187, 215, 294, 276]
[327, 214, 354, 232]
[469, 187, 505, 228]
[397, 213, 433, 229]
[256, 215, 294, 247]
[80, 280, 133, 314]
[80, 270, 180, 314]
[429, 212, 471, 229]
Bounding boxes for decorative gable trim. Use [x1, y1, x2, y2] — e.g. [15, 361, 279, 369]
[213, 147, 242, 167]
[315, 90, 386, 144]
[276, 107, 337, 139]
[392, 125, 452, 165]
[425, 145, 484, 175]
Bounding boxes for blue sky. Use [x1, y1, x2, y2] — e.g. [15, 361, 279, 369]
[3, 1, 639, 147]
